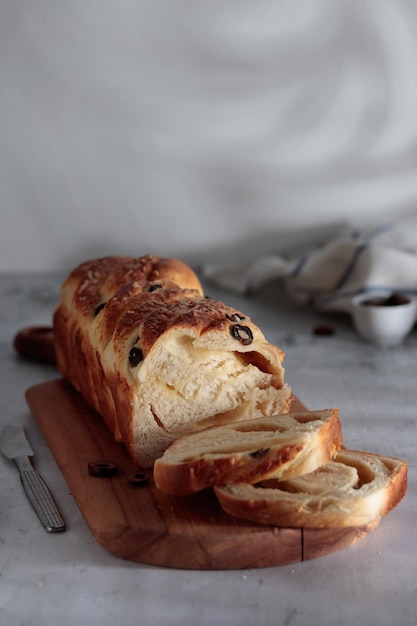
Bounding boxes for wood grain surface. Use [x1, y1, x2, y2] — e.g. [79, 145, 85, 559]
[25, 379, 380, 570]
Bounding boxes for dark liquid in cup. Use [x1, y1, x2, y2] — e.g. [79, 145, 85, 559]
[361, 293, 410, 307]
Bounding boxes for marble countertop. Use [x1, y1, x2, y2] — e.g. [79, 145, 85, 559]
[1, 272, 416, 626]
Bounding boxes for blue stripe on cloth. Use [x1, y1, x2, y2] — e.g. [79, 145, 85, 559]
[291, 254, 308, 277]
[315, 223, 396, 290]
[316, 222, 396, 295]
[332, 244, 367, 291]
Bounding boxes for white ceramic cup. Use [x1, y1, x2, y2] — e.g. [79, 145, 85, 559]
[351, 292, 417, 347]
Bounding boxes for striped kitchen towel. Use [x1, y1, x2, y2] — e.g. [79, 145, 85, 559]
[203, 218, 417, 314]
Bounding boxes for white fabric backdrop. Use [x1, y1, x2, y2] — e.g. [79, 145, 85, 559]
[2, 0, 417, 271]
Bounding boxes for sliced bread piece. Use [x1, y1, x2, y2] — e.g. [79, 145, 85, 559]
[214, 449, 408, 528]
[153, 409, 342, 495]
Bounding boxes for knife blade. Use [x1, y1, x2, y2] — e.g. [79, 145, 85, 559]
[0, 423, 66, 532]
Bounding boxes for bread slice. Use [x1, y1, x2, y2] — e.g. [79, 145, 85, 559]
[214, 449, 408, 528]
[53, 255, 292, 467]
[153, 409, 342, 495]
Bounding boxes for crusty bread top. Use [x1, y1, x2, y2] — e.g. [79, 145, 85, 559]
[153, 409, 342, 495]
[109, 293, 285, 369]
[94, 281, 203, 350]
[214, 449, 408, 528]
[60, 254, 204, 318]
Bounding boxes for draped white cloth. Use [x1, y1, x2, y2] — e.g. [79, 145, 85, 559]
[203, 217, 417, 313]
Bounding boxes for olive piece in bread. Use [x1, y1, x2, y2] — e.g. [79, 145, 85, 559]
[88, 460, 119, 478]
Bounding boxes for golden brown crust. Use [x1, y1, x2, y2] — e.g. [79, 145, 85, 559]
[142, 299, 283, 362]
[110, 295, 284, 366]
[154, 443, 304, 497]
[62, 254, 203, 318]
[98, 281, 202, 351]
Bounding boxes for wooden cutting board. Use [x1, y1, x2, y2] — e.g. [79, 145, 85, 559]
[25, 379, 380, 570]
[15, 326, 380, 569]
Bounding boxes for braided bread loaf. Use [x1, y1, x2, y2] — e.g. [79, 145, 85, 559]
[53, 255, 291, 467]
